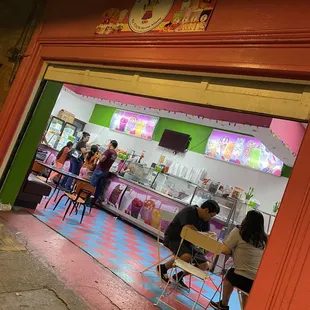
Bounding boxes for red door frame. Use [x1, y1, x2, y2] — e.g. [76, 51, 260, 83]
[1, 29, 310, 309]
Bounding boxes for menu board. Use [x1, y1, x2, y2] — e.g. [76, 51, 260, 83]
[110, 109, 159, 140]
[205, 130, 284, 176]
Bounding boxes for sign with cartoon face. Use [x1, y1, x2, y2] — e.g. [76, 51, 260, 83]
[129, 0, 175, 33]
[95, 0, 218, 35]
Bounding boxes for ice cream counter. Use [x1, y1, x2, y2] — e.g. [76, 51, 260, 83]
[98, 172, 246, 240]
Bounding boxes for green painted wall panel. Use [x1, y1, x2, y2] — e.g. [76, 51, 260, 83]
[89, 105, 116, 128]
[0, 81, 63, 204]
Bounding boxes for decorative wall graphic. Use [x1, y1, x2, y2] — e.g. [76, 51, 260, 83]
[129, 0, 175, 34]
[205, 130, 284, 176]
[95, 0, 217, 35]
[110, 109, 159, 140]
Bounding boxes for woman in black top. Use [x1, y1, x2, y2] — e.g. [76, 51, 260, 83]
[61, 132, 90, 191]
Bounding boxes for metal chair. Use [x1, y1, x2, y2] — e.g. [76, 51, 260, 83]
[155, 226, 223, 309]
[54, 181, 95, 224]
[141, 209, 176, 275]
[32, 161, 48, 182]
[237, 288, 249, 310]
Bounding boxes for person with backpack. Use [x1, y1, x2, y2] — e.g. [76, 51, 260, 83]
[48, 141, 73, 183]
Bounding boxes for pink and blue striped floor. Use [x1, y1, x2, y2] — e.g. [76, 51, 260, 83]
[33, 195, 240, 310]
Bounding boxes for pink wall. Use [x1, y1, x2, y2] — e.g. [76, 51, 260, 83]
[270, 119, 305, 155]
[64, 84, 272, 127]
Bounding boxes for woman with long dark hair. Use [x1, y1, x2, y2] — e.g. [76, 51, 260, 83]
[48, 141, 73, 182]
[210, 210, 268, 310]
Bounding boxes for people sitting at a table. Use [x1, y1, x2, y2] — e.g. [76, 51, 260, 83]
[79, 145, 100, 180]
[157, 200, 220, 290]
[60, 132, 90, 191]
[210, 210, 268, 310]
[89, 140, 118, 206]
[48, 141, 73, 183]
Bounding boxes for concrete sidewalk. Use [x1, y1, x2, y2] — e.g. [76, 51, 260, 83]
[0, 220, 88, 309]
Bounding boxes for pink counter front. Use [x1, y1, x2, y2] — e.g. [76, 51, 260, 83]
[100, 174, 226, 239]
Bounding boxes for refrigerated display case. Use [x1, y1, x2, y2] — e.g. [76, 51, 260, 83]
[56, 122, 77, 151]
[43, 117, 77, 150]
[44, 117, 64, 149]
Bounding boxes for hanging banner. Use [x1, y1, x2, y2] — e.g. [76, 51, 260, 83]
[95, 0, 217, 35]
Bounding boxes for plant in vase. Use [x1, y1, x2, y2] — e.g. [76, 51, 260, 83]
[245, 187, 254, 204]
[273, 201, 280, 214]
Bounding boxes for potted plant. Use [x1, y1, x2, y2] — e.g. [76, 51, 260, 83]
[245, 187, 254, 204]
[273, 201, 280, 214]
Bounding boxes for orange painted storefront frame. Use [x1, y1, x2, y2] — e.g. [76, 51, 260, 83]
[2, 7, 310, 309]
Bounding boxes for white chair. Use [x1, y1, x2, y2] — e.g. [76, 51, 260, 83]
[141, 209, 176, 275]
[237, 288, 249, 310]
[155, 226, 223, 309]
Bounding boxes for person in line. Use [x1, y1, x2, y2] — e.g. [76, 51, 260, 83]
[210, 210, 268, 310]
[158, 200, 220, 289]
[61, 132, 90, 191]
[79, 144, 100, 179]
[48, 141, 73, 183]
[90, 140, 118, 206]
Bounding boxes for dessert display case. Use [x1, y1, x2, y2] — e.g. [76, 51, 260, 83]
[99, 164, 245, 240]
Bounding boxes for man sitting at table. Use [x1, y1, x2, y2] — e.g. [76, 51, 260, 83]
[157, 200, 220, 289]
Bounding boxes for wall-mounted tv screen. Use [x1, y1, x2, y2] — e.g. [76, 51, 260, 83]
[158, 129, 191, 153]
[205, 129, 284, 176]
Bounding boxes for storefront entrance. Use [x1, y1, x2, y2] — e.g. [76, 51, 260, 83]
[0, 62, 309, 309]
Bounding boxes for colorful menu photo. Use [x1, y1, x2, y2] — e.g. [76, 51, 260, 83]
[110, 109, 159, 140]
[205, 130, 284, 176]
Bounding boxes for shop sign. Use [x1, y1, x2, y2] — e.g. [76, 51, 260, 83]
[110, 109, 159, 140]
[95, 0, 217, 35]
[205, 130, 284, 176]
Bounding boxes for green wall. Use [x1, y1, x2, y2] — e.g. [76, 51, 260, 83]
[0, 81, 63, 204]
[89, 105, 116, 128]
[89, 104, 292, 178]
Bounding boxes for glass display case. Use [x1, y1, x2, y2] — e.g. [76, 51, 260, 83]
[151, 173, 197, 203]
[56, 122, 77, 151]
[44, 117, 64, 148]
[122, 162, 159, 187]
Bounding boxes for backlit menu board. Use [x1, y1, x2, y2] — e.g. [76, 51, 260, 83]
[205, 130, 284, 176]
[110, 110, 159, 140]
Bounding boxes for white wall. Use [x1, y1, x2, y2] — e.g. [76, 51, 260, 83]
[85, 123, 288, 214]
[51, 89, 95, 123]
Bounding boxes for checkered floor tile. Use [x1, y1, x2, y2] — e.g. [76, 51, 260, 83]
[33, 194, 240, 310]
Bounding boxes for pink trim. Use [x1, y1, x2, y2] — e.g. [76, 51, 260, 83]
[270, 119, 305, 155]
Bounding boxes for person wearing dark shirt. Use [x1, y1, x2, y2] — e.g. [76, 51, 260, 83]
[158, 200, 220, 289]
[61, 132, 90, 191]
[90, 140, 118, 205]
